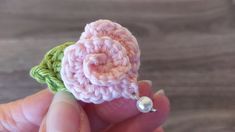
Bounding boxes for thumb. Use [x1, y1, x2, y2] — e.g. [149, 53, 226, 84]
[46, 91, 90, 132]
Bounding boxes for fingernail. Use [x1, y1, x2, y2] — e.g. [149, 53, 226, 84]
[140, 80, 152, 87]
[154, 89, 165, 97]
[51, 91, 81, 112]
[52, 91, 78, 108]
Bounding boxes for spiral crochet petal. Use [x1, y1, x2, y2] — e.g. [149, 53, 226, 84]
[61, 19, 141, 104]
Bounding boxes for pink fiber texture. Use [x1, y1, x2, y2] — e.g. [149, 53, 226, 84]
[61, 19, 140, 104]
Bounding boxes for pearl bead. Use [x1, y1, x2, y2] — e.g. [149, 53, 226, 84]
[136, 96, 154, 113]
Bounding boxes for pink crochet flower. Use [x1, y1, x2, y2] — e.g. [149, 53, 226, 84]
[61, 20, 140, 104]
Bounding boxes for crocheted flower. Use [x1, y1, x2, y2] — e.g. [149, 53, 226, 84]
[61, 20, 140, 103]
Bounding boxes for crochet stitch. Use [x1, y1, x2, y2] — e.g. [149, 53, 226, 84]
[30, 42, 74, 92]
[30, 19, 141, 104]
[61, 20, 140, 103]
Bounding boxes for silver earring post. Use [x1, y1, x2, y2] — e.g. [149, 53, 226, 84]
[132, 93, 157, 113]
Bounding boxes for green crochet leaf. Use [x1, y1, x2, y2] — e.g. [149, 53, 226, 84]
[30, 41, 75, 92]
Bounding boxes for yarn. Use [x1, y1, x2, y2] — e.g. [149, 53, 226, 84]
[30, 42, 74, 92]
[61, 20, 140, 103]
[30, 19, 141, 104]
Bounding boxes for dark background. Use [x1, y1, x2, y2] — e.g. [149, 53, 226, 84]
[0, 0, 235, 131]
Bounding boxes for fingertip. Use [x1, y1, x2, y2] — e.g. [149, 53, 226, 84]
[51, 91, 78, 108]
[46, 91, 81, 132]
[138, 80, 152, 87]
[138, 80, 153, 97]
[154, 127, 164, 132]
[153, 91, 170, 123]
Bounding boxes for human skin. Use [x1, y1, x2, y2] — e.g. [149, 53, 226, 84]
[0, 80, 170, 132]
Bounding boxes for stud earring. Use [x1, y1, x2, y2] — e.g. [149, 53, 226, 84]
[30, 19, 157, 113]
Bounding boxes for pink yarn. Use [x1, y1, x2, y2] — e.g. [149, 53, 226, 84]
[60, 19, 140, 104]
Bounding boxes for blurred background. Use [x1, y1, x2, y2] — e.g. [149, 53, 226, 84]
[0, 0, 235, 131]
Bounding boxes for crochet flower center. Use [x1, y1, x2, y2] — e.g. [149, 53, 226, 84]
[82, 38, 131, 86]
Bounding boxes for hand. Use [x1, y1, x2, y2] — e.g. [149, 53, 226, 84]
[0, 80, 170, 132]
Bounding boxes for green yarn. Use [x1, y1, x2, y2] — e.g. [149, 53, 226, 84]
[30, 41, 75, 92]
